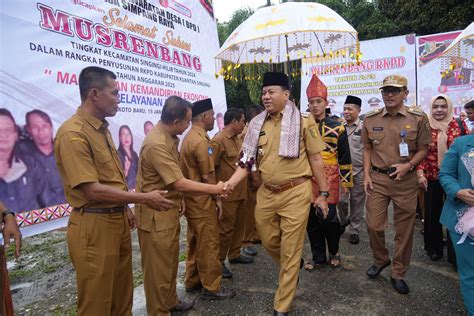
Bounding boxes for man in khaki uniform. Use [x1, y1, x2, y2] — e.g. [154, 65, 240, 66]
[362, 75, 430, 294]
[54, 66, 173, 316]
[135, 96, 229, 315]
[241, 105, 265, 257]
[338, 95, 366, 245]
[213, 108, 253, 279]
[180, 98, 235, 300]
[226, 72, 329, 316]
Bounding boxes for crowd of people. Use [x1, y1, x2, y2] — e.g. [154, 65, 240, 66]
[0, 65, 473, 316]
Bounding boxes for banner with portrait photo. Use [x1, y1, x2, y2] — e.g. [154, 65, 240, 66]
[0, 0, 226, 238]
[416, 30, 472, 114]
[300, 34, 417, 116]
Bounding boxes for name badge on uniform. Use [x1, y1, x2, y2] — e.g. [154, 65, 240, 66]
[208, 147, 213, 155]
[399, 130, 409, 157]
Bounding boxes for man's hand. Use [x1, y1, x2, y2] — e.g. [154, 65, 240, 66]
[3, 214, 21, 258]
[364, 174, 374, 196]
[456, 189, 474, 206]
[126, 207, 136, 229]
[313, 196, 329, 219]
[418, 175, 428, 191]
[144, 190, 174, 211]
[389, 163, 412, 180]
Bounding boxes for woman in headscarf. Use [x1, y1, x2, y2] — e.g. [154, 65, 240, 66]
[417, 94, 468, 261]
[439, 134, 474, 314]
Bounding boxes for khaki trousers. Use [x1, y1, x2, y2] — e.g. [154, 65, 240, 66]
[138, 210, 180, 316]
[338, 172, 366, 235]
[185, 207, 221, 292]
[365, 171, 418, 279]
[67, 210, 133, 316]
[242, 190, 260, 245]
[219, 199, 247, 261]
[255, 180, 311, 313]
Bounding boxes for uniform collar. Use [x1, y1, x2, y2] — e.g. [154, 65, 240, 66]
[76, 107, 108, 130]
[346, 118, 360, 126]
[191, 124, 209, 138]
[222, 127, 235, 139]
[156, 122, 179, 145]
[381, 105, 407, 117]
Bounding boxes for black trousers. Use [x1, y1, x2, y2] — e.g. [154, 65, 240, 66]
[307, 204, 341, 263]
[424, 180, 445, 255]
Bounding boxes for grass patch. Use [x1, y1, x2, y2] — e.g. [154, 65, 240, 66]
[179, 252, 186, 262]
[8, 268, 34, 280]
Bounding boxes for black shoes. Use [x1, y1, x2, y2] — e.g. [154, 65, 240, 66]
[273, 310, 288, 316]
[366, 260, 391, 278]
[222, 263, 233, 278]
[391, 277, 409, 294]
[229, 255, 254, 264]
[200, 287, 236, 300]
[185, 283, 203, 293]
[169, 299, 194, 312]
[349, 234, 360, 244]
[242, 245, 257, 256]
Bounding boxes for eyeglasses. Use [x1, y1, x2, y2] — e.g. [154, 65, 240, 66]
[381, 88, 403, 96]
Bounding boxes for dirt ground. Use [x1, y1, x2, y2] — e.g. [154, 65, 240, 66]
[8, 211, 467, 315]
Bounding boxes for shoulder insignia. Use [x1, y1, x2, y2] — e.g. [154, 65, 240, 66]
[301, 112, 310, 118]
[365, 108, 382, 118]
[407, 106, 423, 116]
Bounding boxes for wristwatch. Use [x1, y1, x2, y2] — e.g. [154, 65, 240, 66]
[319, 191, 330, 198]
[2, 209, 15, 222]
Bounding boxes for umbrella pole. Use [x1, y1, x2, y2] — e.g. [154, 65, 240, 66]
[285, 34, 292, 77]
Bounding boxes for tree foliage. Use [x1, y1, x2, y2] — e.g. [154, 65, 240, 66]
[217, 0, 473, 109]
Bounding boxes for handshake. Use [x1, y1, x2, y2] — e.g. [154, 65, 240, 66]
[215, 181, 234, 198]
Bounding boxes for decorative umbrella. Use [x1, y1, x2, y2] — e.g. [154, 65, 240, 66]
[437, 22, 473, 83]
[215, 2, 359, 79]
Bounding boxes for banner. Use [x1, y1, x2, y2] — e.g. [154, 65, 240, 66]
[300, 34, 417, 115]
[416, 30, 472, 114]
[0, 0, 225, 238]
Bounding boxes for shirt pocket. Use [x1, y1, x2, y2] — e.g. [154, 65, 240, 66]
[352, 135, 362, 148]
[94, 149, 117, 178]
[257, 135, 268, 163]
[405, 130, 418, 151]
[368, 131, 385, 146]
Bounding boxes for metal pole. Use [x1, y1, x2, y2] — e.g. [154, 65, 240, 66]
[285, 34, 292, 77]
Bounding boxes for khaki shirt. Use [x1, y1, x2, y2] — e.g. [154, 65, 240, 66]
[345, 118, 364, 175]
[54, 107, 127, 208]
[135, 122, 183, 232]
[258, 113, 325, 185]
[213, 129, 248, 201]
[362, 106, 431, 169]
[179, 125, 215, 218]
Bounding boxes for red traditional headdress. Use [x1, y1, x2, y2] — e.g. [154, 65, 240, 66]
[306, 74, 327, 101]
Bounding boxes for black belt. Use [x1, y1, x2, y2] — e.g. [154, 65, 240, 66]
[371, 166, 391, 175]
[73, 206, 125, 214]
[371, 166, 414, 176]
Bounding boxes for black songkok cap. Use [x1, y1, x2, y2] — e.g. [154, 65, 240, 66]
[262, 72, 290, 89]
[344, 95, 362, 107]
[192, 98, 213, 117]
